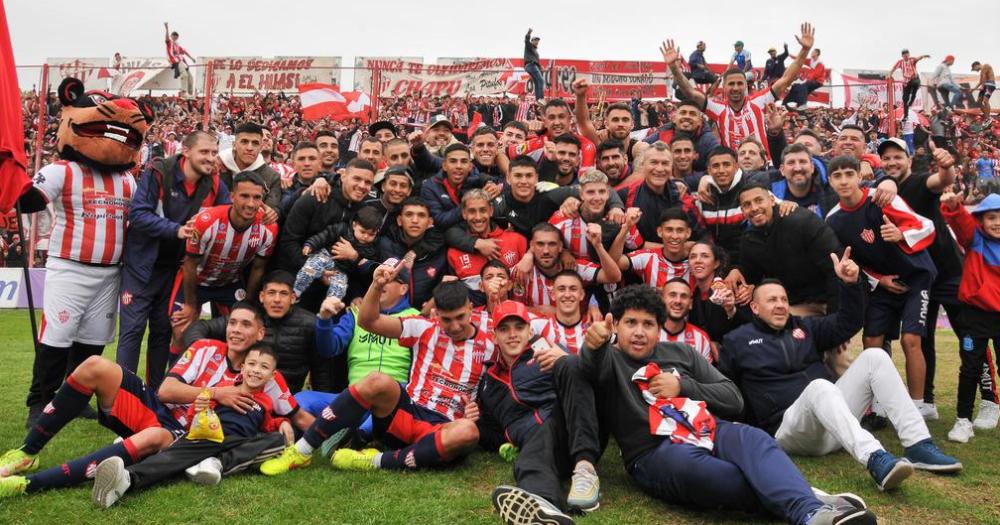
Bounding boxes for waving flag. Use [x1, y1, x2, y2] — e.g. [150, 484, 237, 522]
[299, 83, 371, 122]
[0, 0, 31, 213]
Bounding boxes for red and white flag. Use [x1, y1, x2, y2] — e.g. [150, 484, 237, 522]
[298, 83, 372, 122]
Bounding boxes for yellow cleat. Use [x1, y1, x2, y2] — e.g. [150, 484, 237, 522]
[331, 448, 380, 471]
[0, 476, 27, 498]
[259, 445, 312, 476]
[0, 448, 38, 478]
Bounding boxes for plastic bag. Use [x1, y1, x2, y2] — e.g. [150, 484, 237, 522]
[187, 389, 224, 443]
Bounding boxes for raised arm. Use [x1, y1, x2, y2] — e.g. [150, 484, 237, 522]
[661, 40, 706, 107]
[357, 263, 404, 339]
[770, 23, 816, 97]
[924, 139, 957, 192]
[572, 78, 601, 145]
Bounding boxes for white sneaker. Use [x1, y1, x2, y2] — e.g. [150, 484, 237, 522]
[184, 457, 223, 486]
[91, 457, 130, 508]
[947, 418, 975, 443]
[566, 462, 600, 512]
[918, 402, 939, 421]
[973, 400, 1000, 430]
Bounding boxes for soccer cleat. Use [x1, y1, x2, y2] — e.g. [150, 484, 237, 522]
[947, 418, 975, 443]
[491, 485, 575, 525]
[0, 448, 39, 478]
[184, 457, 223, 486]
[973, 400, 1000, 430]
[917, 402, 939, 421]
[331, 448, 380, 471]
[812, 487, 867, 510]
[903, 439, 963, 473]
[0, 476, 28, 499]
[259, 445, 312, 476]
[499, 443, 519, 463]
[805, 504, 878, 525]
[319, 428, 352, 459]
[91, 457, 130, 508]
[866, 449, 913, 491]
[566, 462, 600, 512]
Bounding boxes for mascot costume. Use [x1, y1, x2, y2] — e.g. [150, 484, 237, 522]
[19, 77, 153, 426]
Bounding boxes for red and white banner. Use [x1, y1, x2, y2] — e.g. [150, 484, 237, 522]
[842, 72, 923, 110]
[354, 56, 422, 91]
[298, 83, 371, 121]
[46, 57, 108, 91]
[202, 56, 341, 94]
[109, 56, 175, 95]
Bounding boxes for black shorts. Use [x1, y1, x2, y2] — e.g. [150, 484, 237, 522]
[864, 276, 932, 338]
[981, 83, 996, 100]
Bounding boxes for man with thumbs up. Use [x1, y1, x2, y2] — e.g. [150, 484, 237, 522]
[880, 137, 964, 421]
[720, 246, 961, 492]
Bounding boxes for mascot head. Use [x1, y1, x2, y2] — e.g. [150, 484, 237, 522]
[56, 77, 155, 171]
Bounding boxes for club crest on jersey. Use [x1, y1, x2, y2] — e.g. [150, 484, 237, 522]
[792, 328, 806, 340]
[120, 291, 133, 306]
[42, 402, 56, 415]
[178, 350, 193, 365]
[235, 288, 247, 301]
[248, 230, 262, 248]
[212, 353, 223, 363]
[57, 310, 70, 324]
[321, 407, 336, 421]
[200, 212, 210, 221]
[860, 228, 876, 244]
[426, 267, 437, 278]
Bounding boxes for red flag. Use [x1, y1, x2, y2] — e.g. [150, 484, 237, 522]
[467, 111, 483, 137]
[298, 83, 372, 122]
[0, 0, 31, 213]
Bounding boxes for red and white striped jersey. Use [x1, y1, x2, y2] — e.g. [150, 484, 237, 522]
[626, 248, 692, 289]
[32, 161, 135, 265]
[659, 322, 714, 363]
[269, 161, 296, 184]
[398, 311, 495, 420]
[165, 39, 188, 65]
[447, 229, 527, 291]
[512, 262, 600, 307]
[548, 212, 642, 259]
[704, 90, 776, 159]
[165, 339, 298, 428]
[537, 315, 592, 354]
[186, 205, 277, 287]
[893, 57, 918, 81]
[162, 140, 181, 158]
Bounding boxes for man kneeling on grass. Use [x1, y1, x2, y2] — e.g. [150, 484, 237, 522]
[259, 268, 490, 474]
[91, 344, 293, 508]
[483, 301, 601, 525]
[580, 285, 877, 525]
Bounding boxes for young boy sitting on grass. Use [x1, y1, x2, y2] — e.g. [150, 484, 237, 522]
[90, 344, 293, 508]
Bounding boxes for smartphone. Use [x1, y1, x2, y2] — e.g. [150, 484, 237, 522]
[529, 335, 550, 353]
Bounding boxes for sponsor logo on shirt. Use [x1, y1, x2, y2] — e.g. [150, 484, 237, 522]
[748, 338, 763, 345]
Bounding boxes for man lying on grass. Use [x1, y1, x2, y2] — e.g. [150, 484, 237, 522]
[91, 344, 292, 508]
[260, 268, 490, 474]
[579, 285, 878, 525]
[0, 302, 310, 498]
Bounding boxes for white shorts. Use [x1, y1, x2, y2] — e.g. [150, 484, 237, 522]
[40, 257, 121, 347]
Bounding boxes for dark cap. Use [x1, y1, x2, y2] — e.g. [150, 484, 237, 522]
[368, 120, 398, 137]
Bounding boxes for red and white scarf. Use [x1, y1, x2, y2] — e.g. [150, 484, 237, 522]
[631, 363, 717, 450]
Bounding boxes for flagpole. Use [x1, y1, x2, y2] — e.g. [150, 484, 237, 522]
[28, 64, 48, 270]
[14, 199, 39, 349]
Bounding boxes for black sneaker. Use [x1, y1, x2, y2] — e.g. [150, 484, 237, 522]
[860, 413, 888, 432]
[492, 485, 574, 525]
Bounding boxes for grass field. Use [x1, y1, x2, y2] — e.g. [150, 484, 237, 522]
[0, 310, 998, 525]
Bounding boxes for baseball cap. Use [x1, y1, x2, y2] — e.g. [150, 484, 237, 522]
[734, 40, 744, 47]
[427, 114, 453, 130]
[374, 165, 415, 187]
[380, 258, 411, 284]
[877, 137, 909, 157]
[973, 194, 1000, 215]
[368, 120, 398, 137]
[491, 300, 530, 330]
[530, 35, 540, 41]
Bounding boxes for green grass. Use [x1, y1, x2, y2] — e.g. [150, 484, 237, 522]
[0, 309, 998, 524]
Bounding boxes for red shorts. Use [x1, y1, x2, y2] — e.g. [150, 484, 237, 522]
[383, 388, 448, 447]
[98, 367, 184, 437]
